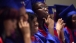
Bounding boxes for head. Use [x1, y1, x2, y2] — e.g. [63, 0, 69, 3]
[72, 14, 76, 29]
[28, 14, 39, 35]
[66, 11, 76, 30]
[32, 2, 48, 18]
[0, 7, 19, 37]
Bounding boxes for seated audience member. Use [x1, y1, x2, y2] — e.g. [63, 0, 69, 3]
[28, 14, 50, 43]
[32, 0, 61, 43]
[59, 4, 76, 43]
[0, 6, 19, 43]
[54, 4, 69, 43]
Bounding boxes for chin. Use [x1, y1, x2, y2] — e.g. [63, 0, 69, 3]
[6, 33, 11, 37]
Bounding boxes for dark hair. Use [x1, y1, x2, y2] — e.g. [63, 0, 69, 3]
[66, 15, 73, 29]
[15, 12, 37, 43]
[27, 12, 37, 26]
[0, 7, 19, 36]
[32, 2, 45, 13]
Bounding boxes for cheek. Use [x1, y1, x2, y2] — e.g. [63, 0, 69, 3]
[72, 20, 76, 25]
[4, 21, 15, 31]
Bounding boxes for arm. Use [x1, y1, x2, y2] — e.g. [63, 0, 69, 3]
[43, 15, 54, 36]
[19, 18, 31, 43]
[23, 28, 31, 43]
[56, 18, 65, 43]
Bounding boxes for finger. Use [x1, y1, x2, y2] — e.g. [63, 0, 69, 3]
[61, 20, 64, 25]
[58, 18, 61, 23]
[43, 18, 47, 22]
[23, 21, 29, 26]
[19, 22, 22, 29]
[20, 17, 24, 25]
[59, 18, 63, 22]
[63, 23, 66, 26]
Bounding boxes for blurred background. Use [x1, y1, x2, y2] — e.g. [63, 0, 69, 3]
[46, 0, 76, 7]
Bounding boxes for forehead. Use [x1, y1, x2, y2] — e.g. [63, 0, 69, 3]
[72, 14, 76, 17]
[36, 2, 46, 7]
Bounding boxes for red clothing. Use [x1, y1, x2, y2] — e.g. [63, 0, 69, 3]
[65, 26, 74, 43]
[0, 37, 3, 43]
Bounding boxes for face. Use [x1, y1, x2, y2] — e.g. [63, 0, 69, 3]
[72, 14, 76, 29]
[35, 2, 48, 18]
[3, 19, 17, 36]
[31, 17, 39, 34]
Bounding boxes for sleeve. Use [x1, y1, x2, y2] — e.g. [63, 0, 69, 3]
[46, 32, 60, 43]
[63, 27, 70, 43]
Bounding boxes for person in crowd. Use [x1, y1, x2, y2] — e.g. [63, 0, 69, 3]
[18, 12, 31, 43]
[16, 2, 33, 43]
[28, 14, 50, 43]
[0, 7, 19, 43]
[48, 5, 66, 43]
[0, 0, 20, 43]
[54, 4, 69, 43]
[32, 1, 63, 43]
[59, 4, 76, 43]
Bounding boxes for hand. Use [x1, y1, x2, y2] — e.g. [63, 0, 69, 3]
[43, 15, 54, 36]
[43, 15, 54, 26]
[19, 17, 30, 35]
[56, 18, 65, 31]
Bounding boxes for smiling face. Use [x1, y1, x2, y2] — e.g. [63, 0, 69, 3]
[33, 2, 48, 18]
[31, 17, 39, 34]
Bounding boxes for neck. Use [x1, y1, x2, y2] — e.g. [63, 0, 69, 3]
[38, 19, 44, 29]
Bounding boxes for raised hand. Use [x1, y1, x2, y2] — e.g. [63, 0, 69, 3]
[56, 18, 65, 43]
[43, 15, 54, 26]
[43, 15, 54, 36]
[19, 17, 31, 43]
[56, 18, 65, 31]
[19, 17, 30, 35]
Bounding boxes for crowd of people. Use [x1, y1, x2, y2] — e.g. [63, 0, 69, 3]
[0, 0, 76, 43]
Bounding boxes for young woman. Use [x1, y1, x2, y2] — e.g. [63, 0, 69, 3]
[0, 7, 19, 43]
[32, 2, 61, 43]
[59, 4, 76, 43]
[28, 14, 50, 43]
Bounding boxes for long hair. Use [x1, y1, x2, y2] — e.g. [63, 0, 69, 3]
[16, 12, 37, 43]
[66, 15, 73, 29]
[0, 7, 19, 36]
